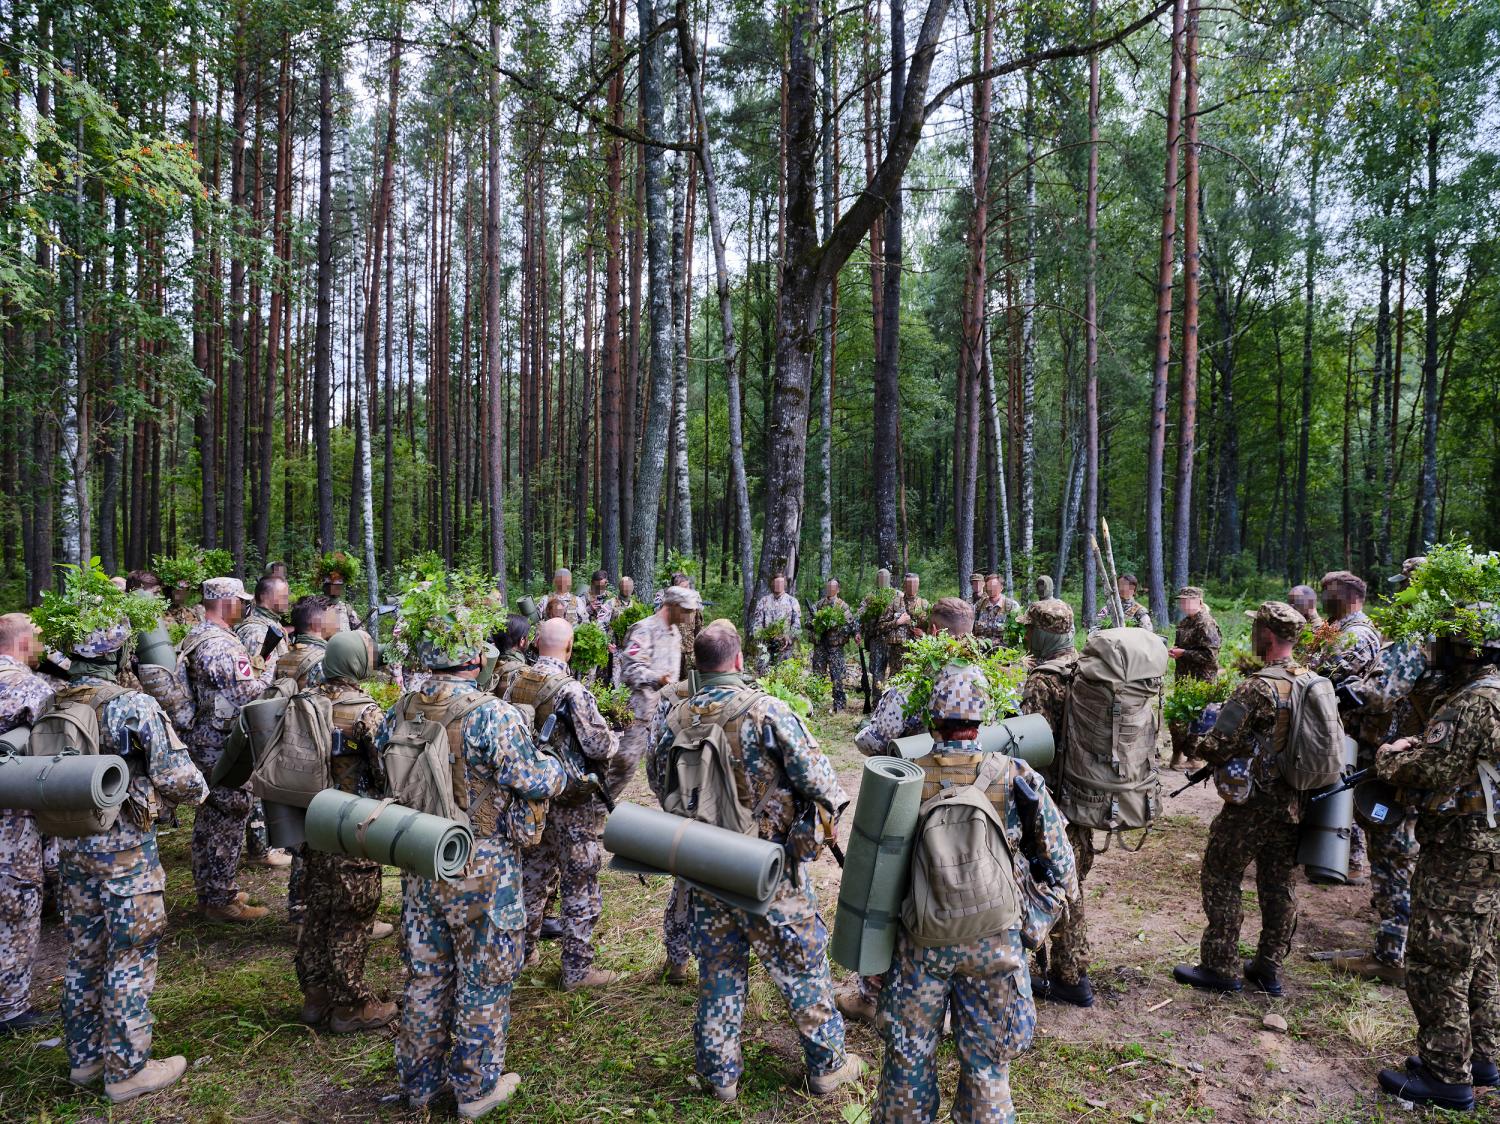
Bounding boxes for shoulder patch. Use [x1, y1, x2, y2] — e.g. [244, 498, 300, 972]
[234, 656, 255, 681]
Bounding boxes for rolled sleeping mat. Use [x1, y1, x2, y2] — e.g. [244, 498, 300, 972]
[0, 751, 131, 838]
[1298, 736, 1359, 885]
[263, 800, 307, 850]
[889, 712, 1055, 769]
[304, 789, 473, 882]
[602, 802, 785, 913]
[135, 621, 177, 671]
[830, 756, 926, 975]
[210, 695, 291, 790]
[0, 726, 29, 756]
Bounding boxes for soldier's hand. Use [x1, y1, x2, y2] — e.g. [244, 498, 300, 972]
[1168, 647, 1185, 659]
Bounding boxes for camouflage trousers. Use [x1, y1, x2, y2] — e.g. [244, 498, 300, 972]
[1367, 807, 1418, 965]
[398, 871, 525, 1104]
[245, 799, 270, 858]
[296, 851, 381, 1005]
[59, 854, 167, 1083]
[0, 874, 41, 1020]
[606, 721, 650, 803]
[664, 879, 692, 969]
[811, 646, 848, 712]
[288, 846, 307, 925]
[1406, 848, 1500, 1085]
[688, 874, 846, 1090]
[1045, 823, 1096, 985]
[875, 928, 1033, 1124]
[755, 642, 794, 677]
[190, 775, 253, 908]
[522, 798, 606, 984]
[1199, 801, 1299, 976]
[869, 641, 891, 690]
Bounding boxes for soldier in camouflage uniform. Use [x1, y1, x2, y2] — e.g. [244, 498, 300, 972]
[1174, 601, 1309, 997]
[0, 614, 57, 1035]
[968, 572, 986, 606]
[510, 619, 618, 989]
[376, 628, 566, 1117]
[1093, 572, 1152, 632]
[1373, 616, 1500, 1112]
[973, 574, 1022, 645]
[236, 576, 293, 870]
[277, 596, 332, 690]
[1019, 599, 1079, 748]
[808, 579, 855, 713]
[648, 620, 862, 1103]
[752, 573, 802, 673]
[654, 573, 702, 676]
[860, 568, 902, 689]
[608, 585, 696, 801]
[491, 613, 532, 700]
[876, 665, 1078, 1124]
[297, 631, 396, 1034]
[584, 570, 619, 632]
[891, 573, 931, 676]
[162, 580, 204, 633]
[538, 568, 589, 625]
[1168, 587, 1222, 770]
[54, 614, 209, 1101]
[316, 554, 363, 634]
[174, 578, 274, 922]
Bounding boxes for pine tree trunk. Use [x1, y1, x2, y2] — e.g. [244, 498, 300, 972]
[225, 22, 249, 573]
[486, 18, 508, 585]
[1418, 121, 1440, 546]
[1171, 0, 1200, 601]
[872, 0, 906, 572]
[1082, 0, 1101, 623]
[1019, 72, 1037, 588]
[600, 0, 626, 582]
[313, 48, 336, 552]
[1291, 140, 1319, 577]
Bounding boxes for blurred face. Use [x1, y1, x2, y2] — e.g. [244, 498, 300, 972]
[1117, 578, 1137, 601]
[172, 584, 191, 606]
[18, 625, 41, 669]
[269, 563, 288, 580]
[263, 579, 290, 617]
[903, 576, 919, 598]
[324, 576, 346, 600]
[825, 581, 839, 599]
[986, 577, 1002, 601]
[1289, 592, 1315, 617]
[592, 575, 609, 595]
[970, 574, 983, 591]
[620, 578, 634, 598]
[772, 576, 787, 596]
[1179, 594, 1202, 617]
[1252, 622, 1273, 660]
[666, 604, 691, 628]
[320, 607, 340, 637]
[554, 573, 572, 594]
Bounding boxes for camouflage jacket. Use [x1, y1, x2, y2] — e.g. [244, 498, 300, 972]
[315, 679, 386, 798]
[539, 591, 588, 625]
[0, 655, 57, 883]
[163, 602, 204, 632]
[647, 675, 849, 858]
[1094, 598, 1152, 633]
[896, 595, 931, 644]
[974, 595, 1022, 643]
[57, 676, 208, 883]
[1195, 656, 1304, 823]
[1021, 651, 1080, 747]
[175, 620, 273, 759]
[1377, 670, 1500, 857]
[752, 593, 802, 647]
[1313, 611, 1382, 684]
[525, 655, 617, 764]
[855, 680, 922, 756]
[808, 597, 855, 649]
[1343, 639, 1458, 749]
[236, 605, 289, 668]
[325, 599, 363, 635]
[1173, 608, 1222, 682]
[621, 614, 681, 719]
[584, 592, 620, 631]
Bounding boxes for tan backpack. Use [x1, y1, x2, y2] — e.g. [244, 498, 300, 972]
[380, 689, 494, 830]
[505, 667, 583, 801]
[28, 683, 132, 837]
[249, 690, 338, 808]
[1256, 665, 1345, 792]
[660, 684, 766, 835]
[1059, 628, 1167, 835]
[902, 754, 1022, 947]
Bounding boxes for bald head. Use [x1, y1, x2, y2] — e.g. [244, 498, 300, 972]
[535, 617, 575, 660]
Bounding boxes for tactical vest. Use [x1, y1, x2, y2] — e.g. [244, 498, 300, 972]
[920, 752, 1010, 817]
[276, 645, 325, 690]
[491, 655, 528, 700]
[1417, 675, 1500, 822]
[328, 690, 379, 795]
[505, 667, 579, 804]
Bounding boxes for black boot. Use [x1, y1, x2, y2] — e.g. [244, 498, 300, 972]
[540, 916, 564, 941]
[1035, 973, 1095, 1008]
[1243, 958, 1284, 997]
[1172, 964, 1243, 993]
[1408, 1053, 1500, 1088]
[0, 1009, 58, 1035]
[1378, 1065, 1474, 1111]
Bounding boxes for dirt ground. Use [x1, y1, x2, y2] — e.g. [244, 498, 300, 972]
[1, 706, 1495, 1122]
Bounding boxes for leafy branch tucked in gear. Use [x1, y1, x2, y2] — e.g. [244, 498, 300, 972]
[759, 657, 831, 718]
[859, 587, 898, 631]
[1163, 672, 1238, 726]
[387, 568, 504, 669]
[316, 550, 362, 583]
[151, 552, 206, 589]
[611, 600, 652, 647]
[892, 633, 1026, 724]
[33, 558, 163, 653]
[590, 682, 633, 729]
[1372, 542, 1500, 645]
[570, 622, 610, 674]
[809, 604, 848, 640]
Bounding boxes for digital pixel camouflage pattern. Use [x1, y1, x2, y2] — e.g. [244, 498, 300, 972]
[752, 592, 802, 672]
[809, 596, 855, 712]
[1093, 597, 1152, 633]
[516, 656, 617, 984]
[608, 613, 680, 800]
[235, 604, 289, 670]
[0, 654, 55, 1021]
[1191, 655, 1307, 976]
[539, 592, 588, 625]
[648, 676, 850, 1093]
[58, 678, 207, 1083]
[295, 681, 386, 1006]
[1377, 669, 1500, 1085]
[855, 681, 922, 757]
[176, 620, 272, 908]
[973, 595, 1022, 644]
[377, 677, 565, 1105]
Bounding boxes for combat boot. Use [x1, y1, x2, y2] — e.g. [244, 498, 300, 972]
[539, 915, 564, 941]
[299, 986, 332, 1026]
[68, 1062, 103, 1087]
[0, 1009, 57, 1035]
[1330, 952, 1404, 986]
[1036, 973, 1096, 1008]
[329, 998, 398, 1033]
[202, 900, 270, 923]
[1173, 963, 1243, 993]
[808, 1053, 866, 1096]
[709, 1081, 738, 1103]
[369, 919, 395, 941]
[835, 989, 879, 1025]
[562, 968, 619, 992]
[457, 1072, 521, 1119]
[246, 848, 292, 869]
[1407, 1054, 1500, 1088]
[1378, 1065, 1475, 1111]
[662, 959, 692, 987]
[104, 1056, 188, 1103]
[1242, 958, 1284, 997]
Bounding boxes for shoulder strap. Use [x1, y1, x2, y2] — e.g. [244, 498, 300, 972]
[179, 627, 217, 662]
[975, 753, 1007, 790]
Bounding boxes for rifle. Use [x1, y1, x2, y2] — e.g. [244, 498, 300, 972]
[260, 624, 286, 661]
[858, 644, 872, 715]
[1013, 774, 1058, 888]
[357, 602, 399, 633]
[540, 699, 615, 813]
[1310, 768, 1371, 803]
[1169, 763, 1216, 798]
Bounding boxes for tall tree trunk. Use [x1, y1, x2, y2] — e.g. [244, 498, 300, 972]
[872, 0, 906, 572]
[1082, 0, 1101, 623]
[1019, 71, 1036, 587]
[1291, 139, 1319, 577]
[57, 13, 87, 566]
[1170, 0, 1200, 601]
[818, 3, 837, 584]
[1418, 121, 1440, 546]
[313, 48, 336, 551]
[957, 0, 992, 592]
[983, 327, 1015, 590]
[668, 67, 694, 556]
[225, 15, 249, 573]
[486, 18, 508, 585]
[1146, 0, 1185, 627]
[600, 0, 626, 582]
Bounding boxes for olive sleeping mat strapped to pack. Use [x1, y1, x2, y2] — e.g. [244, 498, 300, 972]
[0, 746, 130, 815]
[602, 801, 785, 914]
[889, 713, 1055, 769]
[304, 789, 474, 882]
[830, 755, 926, 975]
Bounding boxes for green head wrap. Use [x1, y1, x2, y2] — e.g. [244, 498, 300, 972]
[322, 630, 373, 683]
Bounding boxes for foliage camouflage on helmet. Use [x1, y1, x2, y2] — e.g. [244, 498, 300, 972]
[388, 567, 504, 670]
[891, 632, 1024, 724]
[1371, 541, 1500, 646]
[33, 558, 163, 656]
[200, 547, 234, 578]
[150, 551, 206, 589]
[315, 549, 362, 584]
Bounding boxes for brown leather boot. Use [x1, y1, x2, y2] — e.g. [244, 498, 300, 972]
[105, 1056, 187, 1103]
[300, 986, 332, 1026]
[202, 900, 270, 923]
[329, 998, 398, 1033]
[562, 968, 619, 992]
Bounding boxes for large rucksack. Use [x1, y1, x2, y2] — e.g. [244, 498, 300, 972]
[249, 690, 337, 808]
[660, 684, 766, 834]
[1256, 665, 1345, 791]
[902, 754, 1022, 947]
[380, 689, 493, 828]
[1059, 628, 1168, 834]
[29, 682, 132, 837]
